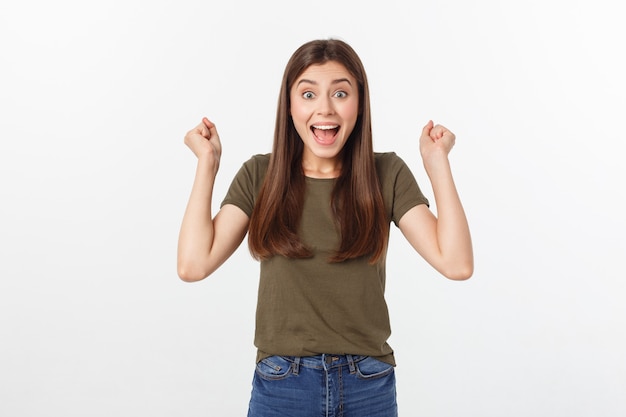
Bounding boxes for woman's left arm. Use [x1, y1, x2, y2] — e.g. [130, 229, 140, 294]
[398, 120, 474, 280]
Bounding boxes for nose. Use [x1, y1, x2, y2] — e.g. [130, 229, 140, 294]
[317, 95, 335, 116]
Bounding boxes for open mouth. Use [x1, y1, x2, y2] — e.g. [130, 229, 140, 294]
[311, 124, 340, 144]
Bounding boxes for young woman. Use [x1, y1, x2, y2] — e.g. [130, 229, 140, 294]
[178, 39, 473, 417]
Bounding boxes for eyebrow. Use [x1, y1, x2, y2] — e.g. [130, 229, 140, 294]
[296, 78, 353, 87]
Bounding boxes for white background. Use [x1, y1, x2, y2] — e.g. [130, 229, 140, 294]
[1, 0, 625, 416]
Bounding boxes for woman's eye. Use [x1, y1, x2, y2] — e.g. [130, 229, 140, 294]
[334, 91, 347, 98]
[303, 91, 315, 99]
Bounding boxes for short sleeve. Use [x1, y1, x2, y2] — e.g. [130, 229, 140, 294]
[375, 152, 429, 227]
[220, 154, 270, 217]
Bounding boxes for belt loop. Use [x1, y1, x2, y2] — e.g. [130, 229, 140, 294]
[347, 354, 356, 374]
[292, 357, 301, 375]
[322, 354, 329, 371]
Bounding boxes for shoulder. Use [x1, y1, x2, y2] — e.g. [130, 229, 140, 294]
[222, 154, 271, 214]
[374, 152, 409, 179]
[374, 151, 422, 195]
[374, 151, 403, 167]
[237, 153, 270, 180]
[242, 153, 270, 170]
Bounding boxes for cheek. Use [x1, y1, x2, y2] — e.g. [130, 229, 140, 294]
[342, 102, 359, 127]
[342, 99, 359, 118]
[289, 107, 309, 138]
[289, 101, 305, 121]
[290, 110, 306, 129]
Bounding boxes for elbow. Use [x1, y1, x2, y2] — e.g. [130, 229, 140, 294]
[446, 269, 473, 281]
[442, 262, 474, 281]
[177, 261, 209, 283]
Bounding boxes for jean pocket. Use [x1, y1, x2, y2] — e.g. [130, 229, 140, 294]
[255, 356, 294, 381]
[355, 356, 395, 380]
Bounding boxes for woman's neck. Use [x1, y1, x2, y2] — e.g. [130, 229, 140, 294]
[302, 161, 342, 179]
[301, 152, 342, 179]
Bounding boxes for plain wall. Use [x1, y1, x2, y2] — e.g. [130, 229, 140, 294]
[1, 0, 624, 416]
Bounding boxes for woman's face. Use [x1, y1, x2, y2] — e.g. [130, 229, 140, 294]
[290, 61, 359, 177]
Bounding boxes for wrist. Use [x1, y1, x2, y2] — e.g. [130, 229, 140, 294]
[422, 151, 450, 171]
[196, 155, 220, 177]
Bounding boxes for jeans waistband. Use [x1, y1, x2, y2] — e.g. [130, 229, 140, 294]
[278, 354, 367, 374]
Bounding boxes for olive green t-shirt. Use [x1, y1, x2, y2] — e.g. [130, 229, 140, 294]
[221, 152, 428, 365]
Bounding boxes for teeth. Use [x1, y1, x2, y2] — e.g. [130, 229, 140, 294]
[312, 125, 338, 130]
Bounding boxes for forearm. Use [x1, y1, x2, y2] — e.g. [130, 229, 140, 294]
[177, 158, 218, 281]
[425, 156, 474, 279]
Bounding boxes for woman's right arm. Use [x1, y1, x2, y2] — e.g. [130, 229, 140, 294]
[177, 118, 249, 282]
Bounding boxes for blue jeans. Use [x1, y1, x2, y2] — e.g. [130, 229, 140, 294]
[247, 354, 398, 417]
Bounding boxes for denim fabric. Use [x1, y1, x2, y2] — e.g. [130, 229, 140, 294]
[247, 354, 397, 417]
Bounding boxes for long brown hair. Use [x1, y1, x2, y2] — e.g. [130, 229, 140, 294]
[248, 39, 388, 264]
